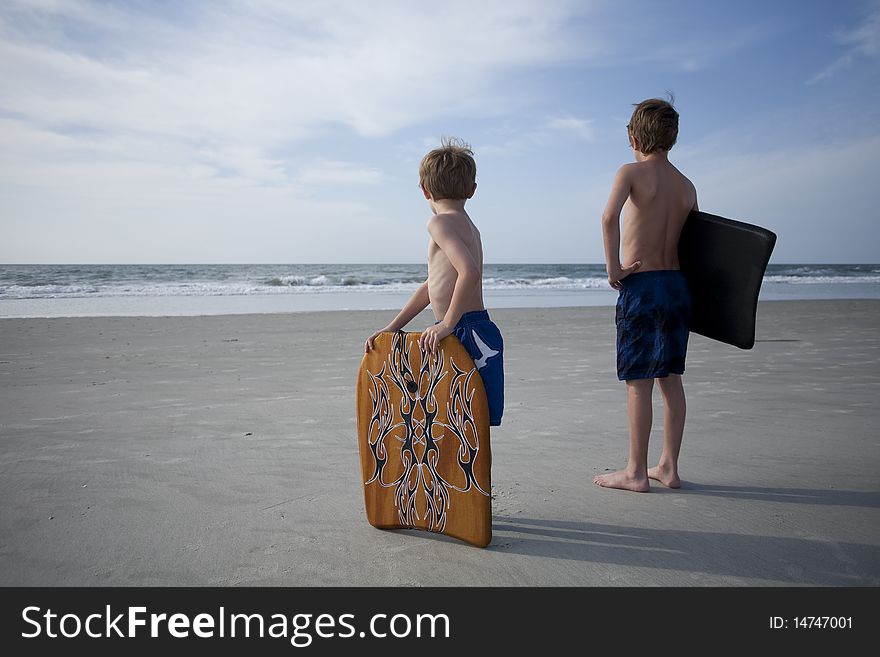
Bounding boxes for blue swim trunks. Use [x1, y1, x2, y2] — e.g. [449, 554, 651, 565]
[450, 310, 504, 426]
[616, 271, 691, 381]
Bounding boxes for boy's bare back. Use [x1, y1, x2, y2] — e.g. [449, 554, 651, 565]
[427, 208, 484, 322]
[620, 159, 697, 272]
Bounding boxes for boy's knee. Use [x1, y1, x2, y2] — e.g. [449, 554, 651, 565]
[657, 374, 683, 391]
[625, 378, 654, 393]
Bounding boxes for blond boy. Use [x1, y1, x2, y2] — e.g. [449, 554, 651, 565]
[365, 138, 503, 426]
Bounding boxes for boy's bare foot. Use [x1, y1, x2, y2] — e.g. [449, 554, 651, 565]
[647, 465, 681, 489]
[593, 470, 650, 492]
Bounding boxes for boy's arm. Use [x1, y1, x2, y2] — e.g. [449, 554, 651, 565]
[601, 165, 641, 290]
[418, 216, 480, 355]
[364, 282, 429, 352]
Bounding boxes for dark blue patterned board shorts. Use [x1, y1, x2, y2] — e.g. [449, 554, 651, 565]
[616, 271, 692, 381]
[450, 310, 504, 426]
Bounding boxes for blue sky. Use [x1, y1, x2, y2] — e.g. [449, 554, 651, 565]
[1, 0, 878, 263]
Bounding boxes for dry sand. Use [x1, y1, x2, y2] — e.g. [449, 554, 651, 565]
[0, 300, 878, 586]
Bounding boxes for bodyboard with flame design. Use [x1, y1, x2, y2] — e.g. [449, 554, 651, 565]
[356, 331, 492, 548]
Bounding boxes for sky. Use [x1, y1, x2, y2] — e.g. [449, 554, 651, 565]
[1, 0, 878, 264]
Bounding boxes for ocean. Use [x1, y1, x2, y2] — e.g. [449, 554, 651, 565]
[1, 263, 879, 318]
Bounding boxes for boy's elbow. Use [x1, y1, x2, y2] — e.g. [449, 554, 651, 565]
[601, 213, 617, 227]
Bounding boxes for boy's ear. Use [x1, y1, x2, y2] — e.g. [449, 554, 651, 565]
[630, 135, 642, 153]
[421, 185, 432, 200]
[468, 182, 477, 199]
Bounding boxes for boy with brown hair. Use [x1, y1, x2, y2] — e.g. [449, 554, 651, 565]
[594, 98, 697, 492]
[364, 137, 504, 426]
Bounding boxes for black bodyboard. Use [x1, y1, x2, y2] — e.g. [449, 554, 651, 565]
[678, 210, 777, 349]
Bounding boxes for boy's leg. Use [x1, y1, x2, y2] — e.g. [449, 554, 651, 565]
[649, 374, 685, 488]
[594, 378, 653, 492]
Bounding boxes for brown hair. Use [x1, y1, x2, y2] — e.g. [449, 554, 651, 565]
[419, 137, 476, 201]
[628, 98, 679, 154]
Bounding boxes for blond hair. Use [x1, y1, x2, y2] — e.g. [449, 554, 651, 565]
[419, 137, 476, 201]
[628, 98, 679, 154]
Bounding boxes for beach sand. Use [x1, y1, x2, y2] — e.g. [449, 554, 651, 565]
[0, 300, 878, 586]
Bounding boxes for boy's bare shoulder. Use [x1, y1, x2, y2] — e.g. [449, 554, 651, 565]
[426, 211, 465, 232]
[671, 165, 697, 197]
[614, 161, 643, 182]
[680, 168, 697, 189]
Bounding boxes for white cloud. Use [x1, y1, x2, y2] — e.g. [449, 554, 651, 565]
[546, 115, 594, 140]
[0, 1, 601, 169]
[479, 114, 595, 155]
[295, 161, 383, 186]
[809, 2, 880, 84]
[838, 4, 880, 55]
[0, 1, 607, 261]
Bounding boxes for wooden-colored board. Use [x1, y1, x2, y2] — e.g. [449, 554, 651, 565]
[356, 331, 492, 548]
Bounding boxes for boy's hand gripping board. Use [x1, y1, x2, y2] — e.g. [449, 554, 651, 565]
[678, 210, 777, 349]
[356, 331, 492, 548]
